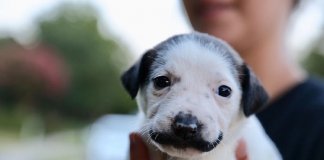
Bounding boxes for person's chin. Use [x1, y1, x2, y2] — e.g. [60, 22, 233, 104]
[197, 26, 239, 44]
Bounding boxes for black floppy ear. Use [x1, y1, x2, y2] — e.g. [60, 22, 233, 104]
[121, 50, 157, 99]
[240, 64, 269, 116]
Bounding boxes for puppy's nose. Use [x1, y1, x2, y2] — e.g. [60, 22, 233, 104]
[172, 112, 199, 140]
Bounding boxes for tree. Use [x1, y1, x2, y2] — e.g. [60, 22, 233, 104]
[36, 3, 136, 119]
[302, 32, 324, 78]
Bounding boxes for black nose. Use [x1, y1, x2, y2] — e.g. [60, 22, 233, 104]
[172, 112, 199, 140]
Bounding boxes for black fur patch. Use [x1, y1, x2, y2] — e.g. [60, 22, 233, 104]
[121, 49, 157, 98]
[239, 64, 269, 116]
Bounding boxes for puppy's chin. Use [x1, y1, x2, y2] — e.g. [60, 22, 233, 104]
[153, 142, 204, 159]
[149, 130, 223, 158]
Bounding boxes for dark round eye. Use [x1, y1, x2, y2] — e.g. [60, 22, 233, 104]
[218, 85, 232, 97]
[153, 76, 171, 90]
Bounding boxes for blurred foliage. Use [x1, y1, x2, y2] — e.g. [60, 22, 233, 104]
[0, 3, 136, 131]
[37, 4, 136, 118]
[302, 51, 324, 77]
[0, 37, 16, 46]
[302, 34, 324, 78]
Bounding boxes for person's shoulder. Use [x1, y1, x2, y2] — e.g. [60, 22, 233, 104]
[290, 77, 324, 116]
[257, 76, 324, 126]
[308, 101, 324, 160]
[257, 76, 324, 160]
[303, 77, 324, 93]
[298, 77, 324, 108]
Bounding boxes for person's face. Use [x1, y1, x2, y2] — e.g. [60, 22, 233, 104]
[183, 0, 294, 53]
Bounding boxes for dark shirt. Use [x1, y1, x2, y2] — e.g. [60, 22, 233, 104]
[257, 77, 324, 160]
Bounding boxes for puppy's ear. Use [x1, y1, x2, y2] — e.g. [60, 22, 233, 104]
[121, 49, 157, 99]
[240, 64, 269, 116]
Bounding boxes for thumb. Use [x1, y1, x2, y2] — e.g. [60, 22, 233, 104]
[235, 139, 248, 160]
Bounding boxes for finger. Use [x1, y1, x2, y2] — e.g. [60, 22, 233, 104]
[129, 132, 150, 160]
[236, 139, 248, 160]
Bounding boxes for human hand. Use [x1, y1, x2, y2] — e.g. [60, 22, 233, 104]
[235, 138, 249, 160]
[129, 132, 248, 160]
[129, 133, 150, 160]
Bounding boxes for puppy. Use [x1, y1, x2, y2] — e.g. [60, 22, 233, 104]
[121, 33, 281, 160]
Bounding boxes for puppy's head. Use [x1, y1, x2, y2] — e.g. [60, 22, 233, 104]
[121, 33, 268, 158]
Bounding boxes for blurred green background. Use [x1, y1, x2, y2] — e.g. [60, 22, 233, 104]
[0, 3, 139, 160]
[0, 4, 136, 133]
[0, 1, 323, 160]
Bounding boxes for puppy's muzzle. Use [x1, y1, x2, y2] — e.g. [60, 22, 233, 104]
[172, 112, 199, 140]
[150, 112, 223, 152]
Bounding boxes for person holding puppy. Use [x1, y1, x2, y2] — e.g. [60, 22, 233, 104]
[182, 0, 324, 159]
[130, 0, 324, 159]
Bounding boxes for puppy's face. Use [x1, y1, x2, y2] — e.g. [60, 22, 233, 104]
[122, 33, 268, 158]
[142, 43, 241, 157]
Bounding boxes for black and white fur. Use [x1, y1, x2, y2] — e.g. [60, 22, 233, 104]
[121, 33, 281, 160]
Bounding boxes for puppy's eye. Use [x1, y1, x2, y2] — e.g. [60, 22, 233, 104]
[218, 85, 232, 97]
[153, 76, 171, 90]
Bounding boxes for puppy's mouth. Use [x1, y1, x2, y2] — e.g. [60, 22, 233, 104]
[149, 129, 223, 152]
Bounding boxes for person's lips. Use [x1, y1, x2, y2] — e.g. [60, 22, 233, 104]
[194, 1, 235, 20]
